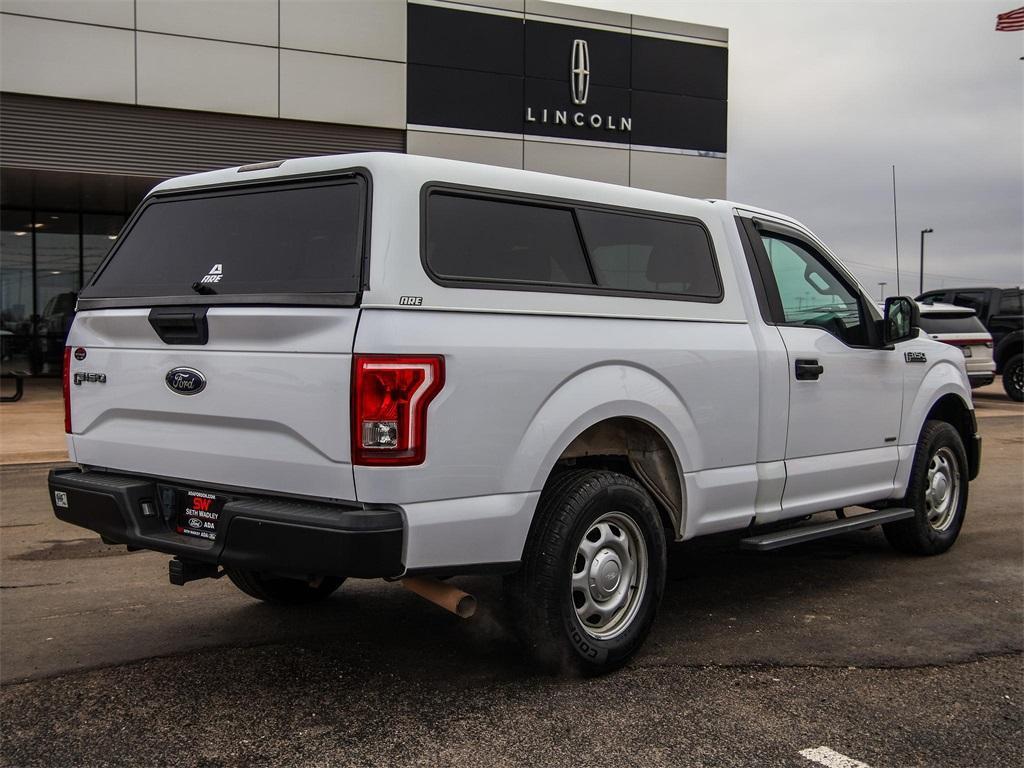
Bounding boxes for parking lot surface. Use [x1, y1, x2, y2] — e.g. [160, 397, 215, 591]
[1, 387, 1021, 767]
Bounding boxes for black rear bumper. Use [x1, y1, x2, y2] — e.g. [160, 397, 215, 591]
[47, 468, 405, 578]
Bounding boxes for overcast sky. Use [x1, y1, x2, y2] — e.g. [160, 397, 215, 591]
[564, 0, 1023, 296]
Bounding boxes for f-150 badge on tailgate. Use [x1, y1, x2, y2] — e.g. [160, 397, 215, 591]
[165, 367, 207, 395]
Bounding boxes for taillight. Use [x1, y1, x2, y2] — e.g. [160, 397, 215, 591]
[62, 346, 72, 434]
[352, 355, 444, 466]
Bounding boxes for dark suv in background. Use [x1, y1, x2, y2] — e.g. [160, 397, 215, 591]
[917, 287, 1023, 401]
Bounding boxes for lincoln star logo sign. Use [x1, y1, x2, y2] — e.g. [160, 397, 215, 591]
[570, 39, 590, 106]
[525, 39, 630, 133]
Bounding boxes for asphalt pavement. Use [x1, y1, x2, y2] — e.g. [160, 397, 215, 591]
[1, 387, 1021, 767]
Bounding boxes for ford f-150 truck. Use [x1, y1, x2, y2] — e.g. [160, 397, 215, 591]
[49, 153, 981, 673]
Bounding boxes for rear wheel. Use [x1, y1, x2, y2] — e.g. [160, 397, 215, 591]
[884, 420, 968, 555]
[505, 469, 666, 674]
[1002, 353, 1023, 402]
[226, 568, 344, 604]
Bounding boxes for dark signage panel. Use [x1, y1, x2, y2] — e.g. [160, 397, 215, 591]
[407, 3, 524, 76]
[407, 5, 728, 153]
[408, 65, 523, 133]
[630, 91, 727, 153]
[631, 36, 728, 100]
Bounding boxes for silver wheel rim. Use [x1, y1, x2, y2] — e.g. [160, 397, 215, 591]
[571, 511, 648, 640]
[1012, 363, 1023, 394]
[925, 446, 961, 532]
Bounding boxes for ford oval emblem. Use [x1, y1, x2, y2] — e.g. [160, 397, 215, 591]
[165, 367, 206, 396]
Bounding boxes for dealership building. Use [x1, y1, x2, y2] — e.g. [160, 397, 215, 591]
[0, 0, 728, 375]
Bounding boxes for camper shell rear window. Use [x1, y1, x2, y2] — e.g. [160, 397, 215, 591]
[79, 174, 368, 309]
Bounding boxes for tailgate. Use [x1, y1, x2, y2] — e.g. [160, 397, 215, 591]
[67, 307, 359, 500]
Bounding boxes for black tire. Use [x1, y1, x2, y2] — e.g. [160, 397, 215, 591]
[883, 420, 968, 556]
[1002, 353, 1023, 402]
[504, 469, 667, 675]
[225, 568, 344, 604]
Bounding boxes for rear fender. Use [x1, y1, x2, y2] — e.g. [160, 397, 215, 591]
[504, 363, 696, 516]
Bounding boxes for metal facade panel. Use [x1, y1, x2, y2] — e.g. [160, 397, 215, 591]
[0, 93, 405, 178]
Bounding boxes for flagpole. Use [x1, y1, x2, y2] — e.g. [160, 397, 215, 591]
[892, 165, 901, 295]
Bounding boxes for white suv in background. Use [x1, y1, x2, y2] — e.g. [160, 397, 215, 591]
[50, 153, 981, 673]
[918, 303, 996, 389]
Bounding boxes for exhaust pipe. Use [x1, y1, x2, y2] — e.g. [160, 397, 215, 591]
[401, 576, 477, 619]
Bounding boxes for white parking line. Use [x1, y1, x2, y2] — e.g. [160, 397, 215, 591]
[799, 746, 874, 768]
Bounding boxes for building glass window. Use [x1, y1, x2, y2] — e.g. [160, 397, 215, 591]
[34, 213, 80, 375]
[1, 210, 34, 374]
[83, 214, 125, 285]
[0, 209, 128, 375]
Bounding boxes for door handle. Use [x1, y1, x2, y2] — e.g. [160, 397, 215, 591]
[795, 359, 824, 380]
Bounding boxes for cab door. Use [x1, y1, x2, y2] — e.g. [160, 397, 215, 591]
[750, 222, 904, 517]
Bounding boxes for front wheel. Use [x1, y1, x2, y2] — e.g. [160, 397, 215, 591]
[1002, 353, 1023, 402]
[226, 568, 345, 604]
[505, 469, 667, 674]
[883, 420, 968, 555]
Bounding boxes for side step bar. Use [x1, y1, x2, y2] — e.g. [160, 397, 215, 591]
[740, 508, 915, 551]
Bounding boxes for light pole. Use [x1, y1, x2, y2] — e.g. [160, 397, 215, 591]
[919, 228, 934, 294]
[878, 281, 887, 301]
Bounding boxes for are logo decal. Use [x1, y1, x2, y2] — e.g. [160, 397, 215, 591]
[399, 296, 423, 306]
[199, 263, 223, 285]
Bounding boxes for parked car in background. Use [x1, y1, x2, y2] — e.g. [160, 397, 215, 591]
[917, 287, 1023, 401]
[917, 304, 995, 389]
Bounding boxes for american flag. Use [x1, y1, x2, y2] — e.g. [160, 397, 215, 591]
[996, 6, 1024, 31]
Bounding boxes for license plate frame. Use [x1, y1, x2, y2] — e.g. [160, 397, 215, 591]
[177, 489, 225, 542]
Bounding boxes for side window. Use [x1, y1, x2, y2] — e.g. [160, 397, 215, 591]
[760, 234, 869, 346]
[998, 290, 1022, 315]
[576, 209, 721, 298]
[425, 194, 592, 285]
[917, 291, 947, 305]
[951, 291, 989, 317]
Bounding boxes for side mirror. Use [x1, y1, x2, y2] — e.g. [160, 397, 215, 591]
[884, 296, 920, 345]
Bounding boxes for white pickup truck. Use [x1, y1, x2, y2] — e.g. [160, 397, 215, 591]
[50, 153, 980, 673]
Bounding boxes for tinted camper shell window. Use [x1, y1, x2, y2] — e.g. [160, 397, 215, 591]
[422, 185, 723, 303]
[78, 174, 369, 309]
